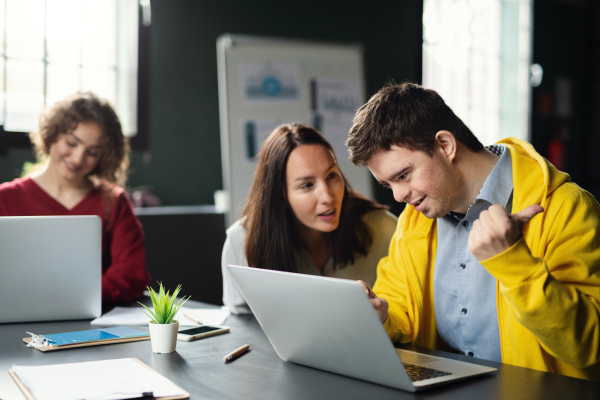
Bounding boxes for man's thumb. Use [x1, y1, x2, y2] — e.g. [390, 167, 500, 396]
[512, 204, 544, 227]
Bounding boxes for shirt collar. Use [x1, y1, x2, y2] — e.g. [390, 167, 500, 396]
[468, 144, 513, 213]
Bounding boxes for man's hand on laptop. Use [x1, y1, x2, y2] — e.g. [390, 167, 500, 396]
[356, 281, 388, 324]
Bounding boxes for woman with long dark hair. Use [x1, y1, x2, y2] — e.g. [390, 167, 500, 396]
[222, 123, 397, 314]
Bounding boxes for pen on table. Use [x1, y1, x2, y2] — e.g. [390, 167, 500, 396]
[184, 312, 201, 324]
[223, 344, 250, 363]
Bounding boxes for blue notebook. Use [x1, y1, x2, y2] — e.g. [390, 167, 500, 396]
[44, 326, 149, 346]
[24, 326, 150, 351]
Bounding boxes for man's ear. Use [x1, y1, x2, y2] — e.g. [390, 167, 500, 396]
[435, 130, 457, 162]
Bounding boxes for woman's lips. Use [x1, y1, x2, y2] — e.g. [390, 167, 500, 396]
[318, 209, 336, 220]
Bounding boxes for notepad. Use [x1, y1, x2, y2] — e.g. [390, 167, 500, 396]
[24, 326, 150, 352]
[9, 358, 189, 400]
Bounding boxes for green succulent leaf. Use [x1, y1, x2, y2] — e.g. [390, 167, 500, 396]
[138, 282, 191, 324]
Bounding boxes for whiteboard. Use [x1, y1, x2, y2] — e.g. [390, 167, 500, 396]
[217, 34, 373, 227]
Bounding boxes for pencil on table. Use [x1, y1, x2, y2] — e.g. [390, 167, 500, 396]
[223, 344, 250, 363]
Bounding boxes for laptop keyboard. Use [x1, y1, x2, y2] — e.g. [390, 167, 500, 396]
[403, 363, 452, 382]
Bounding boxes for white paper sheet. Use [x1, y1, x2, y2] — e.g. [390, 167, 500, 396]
[91, 307, 230, 327]
[12, 358, 186, 400]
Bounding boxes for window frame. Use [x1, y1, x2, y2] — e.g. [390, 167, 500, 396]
[0, 2, 150, 154]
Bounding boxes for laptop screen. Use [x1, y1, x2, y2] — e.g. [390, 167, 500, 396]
[0, 215, 102, 323]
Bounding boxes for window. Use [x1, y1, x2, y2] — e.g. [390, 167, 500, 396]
[0, 0, 148, 150]
[422, 0, 533, 144]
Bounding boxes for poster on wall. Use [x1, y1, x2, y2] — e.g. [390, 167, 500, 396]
[218, 34, 370, 226]
[241, 63, 301, 104]
[310, 78, 364, 159]
[240, 118, 285, 161]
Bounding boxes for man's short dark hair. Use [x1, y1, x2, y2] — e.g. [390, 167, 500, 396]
[346, 82, 484, 166]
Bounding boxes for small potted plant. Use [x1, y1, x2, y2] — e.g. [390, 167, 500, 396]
[139, 282, 190, 353]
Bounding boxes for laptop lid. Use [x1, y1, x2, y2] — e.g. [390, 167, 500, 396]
[227, 265, 496, 392]
[0, 215, 102, 323]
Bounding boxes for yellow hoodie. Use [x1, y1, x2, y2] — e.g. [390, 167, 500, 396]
[373, 138, 600, 381]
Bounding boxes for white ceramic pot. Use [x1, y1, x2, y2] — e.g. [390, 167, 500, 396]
[148, 320, 179, 353]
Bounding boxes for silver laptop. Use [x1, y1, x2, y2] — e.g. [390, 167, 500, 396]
[0, 215, 102, 323]
[227, 265, 497, 392]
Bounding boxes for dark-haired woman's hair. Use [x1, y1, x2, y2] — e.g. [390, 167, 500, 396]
[242, 123, 386, 271]
[29, 91, 129, 187]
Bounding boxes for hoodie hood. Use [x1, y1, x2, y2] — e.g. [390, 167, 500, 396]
[498, 137, 571, 213]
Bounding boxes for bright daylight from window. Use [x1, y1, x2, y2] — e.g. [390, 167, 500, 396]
[0, 0, 138, 136]
[422, 0, 532, 145]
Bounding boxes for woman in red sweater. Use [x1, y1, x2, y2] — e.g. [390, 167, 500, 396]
[0, 92, 150, 306]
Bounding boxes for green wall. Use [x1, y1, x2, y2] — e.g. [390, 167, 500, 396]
[0, 0, 423, 210]
[0, 148, 32, 182]
[129, 0, 422, 208]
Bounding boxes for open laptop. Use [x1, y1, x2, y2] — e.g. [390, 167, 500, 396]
[0, 215, 102, 323]
[227, 265, 497, 392]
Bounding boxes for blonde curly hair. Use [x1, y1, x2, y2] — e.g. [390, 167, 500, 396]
[29, 92, 130, 187]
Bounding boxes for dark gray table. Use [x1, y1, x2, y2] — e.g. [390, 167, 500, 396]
[1, 302, 599, 399]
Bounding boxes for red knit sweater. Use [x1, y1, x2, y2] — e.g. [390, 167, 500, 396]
[0, 176, 150, 304]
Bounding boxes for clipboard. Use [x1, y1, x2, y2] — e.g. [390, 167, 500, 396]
[23, 326, 150, 352]
[9, 358, 190, 400]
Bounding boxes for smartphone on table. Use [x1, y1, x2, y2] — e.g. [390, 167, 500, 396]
[177, 325, 230, 341]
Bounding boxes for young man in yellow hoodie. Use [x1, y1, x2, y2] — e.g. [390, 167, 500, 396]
[346, 82, 600, 381]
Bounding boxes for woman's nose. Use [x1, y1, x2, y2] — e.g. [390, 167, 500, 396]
[71, 147, 85, 164]
[317, 182, 333, 203]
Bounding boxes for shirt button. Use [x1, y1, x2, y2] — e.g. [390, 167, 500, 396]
[461, 308, 467, 314]
[460, 263, 466, 269]
[468, 351, 474, 357]
[462, 221, 469, 227]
